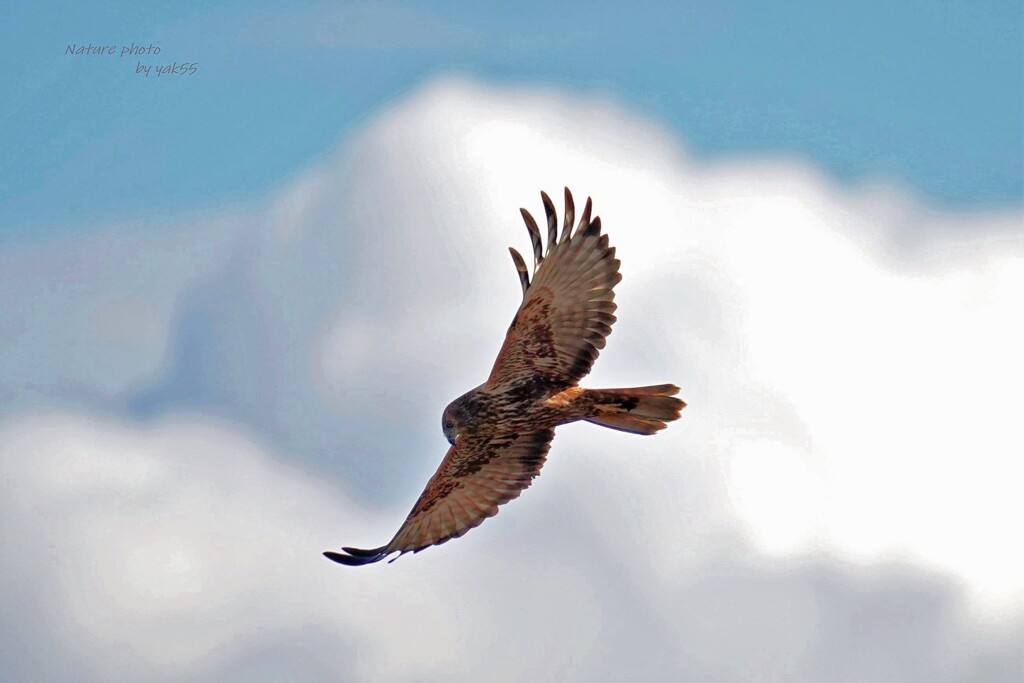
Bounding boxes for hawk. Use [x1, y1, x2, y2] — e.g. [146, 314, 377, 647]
[325, 188, 685, 565]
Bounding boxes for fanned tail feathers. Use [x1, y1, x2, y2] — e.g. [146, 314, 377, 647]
[583, 384, 685, 435]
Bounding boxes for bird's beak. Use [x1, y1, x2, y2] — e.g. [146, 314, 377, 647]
[446, 435, 455, 446]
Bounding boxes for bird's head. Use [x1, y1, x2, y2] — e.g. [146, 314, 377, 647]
[441, 398, 470, 445]
[441, 406, 460, 445]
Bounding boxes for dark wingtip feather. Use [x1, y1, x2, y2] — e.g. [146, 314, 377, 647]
[574, 197, 593, 237]
[519, 208, 544, 269]
[509, 247, 530, 296]
[341, 545, 387, 557]
[561, 188, 575, 243]
[541, 191, 557, 253]
[584, 215, 602, 237]
[323, 548, 388, 566]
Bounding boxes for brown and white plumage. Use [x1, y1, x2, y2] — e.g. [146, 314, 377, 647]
[325, 189, 685, 566]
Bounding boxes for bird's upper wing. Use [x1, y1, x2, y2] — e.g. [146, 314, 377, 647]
[486, 188, 621, 390]
[324, 427, 555, 566]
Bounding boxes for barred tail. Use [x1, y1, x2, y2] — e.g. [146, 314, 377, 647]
[583, 384, 685, 435]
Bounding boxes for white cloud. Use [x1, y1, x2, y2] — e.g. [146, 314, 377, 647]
[1, 76, 1022, 681]
[0, 412, 458, 680]
[0, 215, 244, 412]
[2, 411, 1018, 683]
[320, 77, 1023, 609]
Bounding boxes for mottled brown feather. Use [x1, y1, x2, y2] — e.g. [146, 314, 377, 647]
[326, 429, 554, 564]
[488, 190, 620, 389]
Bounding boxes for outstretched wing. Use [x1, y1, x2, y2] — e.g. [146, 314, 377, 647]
[488, 188, 621, 390]
[324, 428, 555, 566]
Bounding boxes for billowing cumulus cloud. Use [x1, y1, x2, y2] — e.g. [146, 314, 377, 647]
[1, 77, 1021, 681]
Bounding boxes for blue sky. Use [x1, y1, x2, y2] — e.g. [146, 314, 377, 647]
[1, 1, 1021, 242]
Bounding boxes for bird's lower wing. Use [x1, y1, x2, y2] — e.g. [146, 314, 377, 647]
[324, 428, 555, 566]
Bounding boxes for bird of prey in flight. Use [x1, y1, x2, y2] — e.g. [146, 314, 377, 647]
[325, 188, 685, 566]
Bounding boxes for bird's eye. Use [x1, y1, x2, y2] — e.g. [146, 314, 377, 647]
[445, 421, 454, 429]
